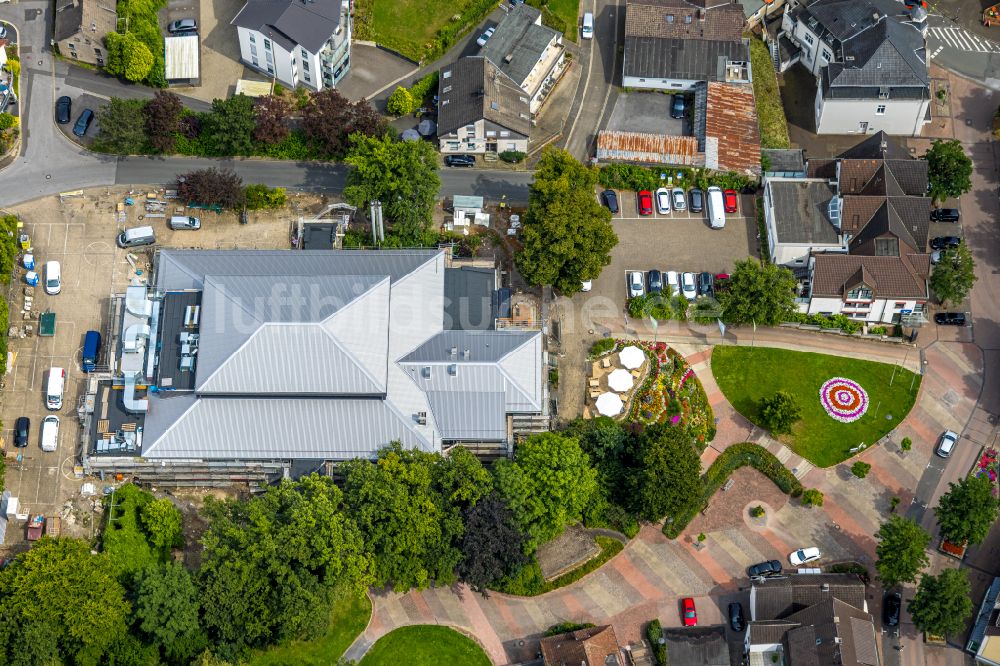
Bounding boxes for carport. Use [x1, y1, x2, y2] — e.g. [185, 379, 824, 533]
[165, 35, 200, 87]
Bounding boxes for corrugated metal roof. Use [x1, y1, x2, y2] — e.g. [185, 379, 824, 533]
[596, 131, 702, 166]
[703, 81, 761, 175]
[400, 330, 535, 363]
[165, 35, 199, 80]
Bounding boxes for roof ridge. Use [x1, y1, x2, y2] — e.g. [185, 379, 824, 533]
[141, 398, 201, 457]
[315, 321, 387, 391]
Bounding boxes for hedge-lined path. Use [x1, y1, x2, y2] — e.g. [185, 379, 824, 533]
[345, 338, 983, 665]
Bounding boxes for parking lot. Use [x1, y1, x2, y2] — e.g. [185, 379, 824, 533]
[0, 188, 301, 543]
[584, 189, 758, 309]
[606, 91, 689, 136]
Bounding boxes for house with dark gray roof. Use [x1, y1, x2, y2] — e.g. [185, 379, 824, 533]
[82, 249, 544, 485]
[776, 0, 930, 135]
[745, 575, 880, 666]
[54, 0, 116, 67]
[231, 0, 351, 91]
[480, 4, 567, 114]
[623, 0, 750, 91]
[767, 132, 931, 324]
[437, 57, 530, 156]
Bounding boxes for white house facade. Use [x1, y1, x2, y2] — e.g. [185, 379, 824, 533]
[232, 0, 351, 91]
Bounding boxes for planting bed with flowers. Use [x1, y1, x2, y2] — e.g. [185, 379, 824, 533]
[974, 447, 1000, 493]
[606, 339, 716, 447]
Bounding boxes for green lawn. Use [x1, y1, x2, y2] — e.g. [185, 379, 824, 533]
[530, 0, 580, 42]
[357, 0, 489, 62]
[360, 626, 492, 666]
[249, 589, 372, 666]
[748, 36, 790, 149]
[712, 346, 920, 467]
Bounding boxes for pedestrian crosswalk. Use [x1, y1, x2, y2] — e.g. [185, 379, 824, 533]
[928, 26, 1000, 54]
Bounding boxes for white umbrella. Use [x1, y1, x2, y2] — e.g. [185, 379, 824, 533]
[619, 346, 645, 370]
[607, 368, 634, 392]
[401, 128, 421, 142]
[595, 392, 624, 416]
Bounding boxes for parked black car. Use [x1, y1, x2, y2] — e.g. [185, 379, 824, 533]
[689, 188, 703, 212]
[670, 94, 686, 119]
[444, 154, 475, 167]
[728, 602, 745, 632]
[13, 416, 29, 448]
[930, 208, 960, 222]
[747, 560, 782, 578]
[935, 312, 967, 326]
[647, 269, 662, 294]
[883, 592, 901, 627]
[601, 189, 619, 213]
[72, 108, 94, 138]
[697, 272, 714, 297]
[55, 96, 71, 124]
[930, 236, 961, 250]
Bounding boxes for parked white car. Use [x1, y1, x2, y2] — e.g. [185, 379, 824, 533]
[936, 430, 958, 458]
[581, 280, 592, 292]
[44, 261, 61, 295]
[789, 547, 821, 566]
[681, 272, 697, 300]
[655, 187, 671, 215]
[476, 26, 495, 47]
[664, 271, 679, 296]
[628, 272, 644, 298]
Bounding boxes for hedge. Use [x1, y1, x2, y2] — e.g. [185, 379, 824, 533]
[545, 622, 595, 637]
[783, 312, 863, 334]
[663, 442, 802, 538]
[589, 338, 616, 358]
[646, 619, 667, 665]
[597, 163, 756, 193]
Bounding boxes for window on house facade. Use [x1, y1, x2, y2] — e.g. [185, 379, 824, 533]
[506, 142, 516, 151]
[266, 51, 273, 64]
[252, 57, 259, 66]
[876, 104, 886, 115]
[500, 131, 510, 137]
[303, 59, 309, 71]
[878, 86, 890, 99]
[846, 287, 873, 300]
[804, 33, 815, 45]
[465, 124, 476, 133]
[894, 302, 906, 308]
[304, 73, 311, 82]
[822, 49, 831, 60]
[264, 39, 271, 50]
[267, 66, 274, 74]
[684, 14, 691, 23]
[301, 48, 308, 59]
[486, 130, 497, 137]
[447, 141, 460, 150]
[250, 45, 257, 56]
[666, 14, 674, 22]
[874, 238, 898, 256]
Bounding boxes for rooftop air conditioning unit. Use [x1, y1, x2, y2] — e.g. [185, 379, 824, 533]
[416, 411, 427, 425]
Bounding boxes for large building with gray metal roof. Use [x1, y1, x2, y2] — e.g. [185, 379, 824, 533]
[82, 249, 544, 484]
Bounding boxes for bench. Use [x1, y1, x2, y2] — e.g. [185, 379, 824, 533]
[722, 479, 735, 492]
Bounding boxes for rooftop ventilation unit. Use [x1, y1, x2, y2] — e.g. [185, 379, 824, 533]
[416, 411, 428, 425]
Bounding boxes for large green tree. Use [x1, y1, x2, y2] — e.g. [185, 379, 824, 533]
[343, 133, 441, 246]
[198, 474, 372, 656]
[874, 515, 930, 588]
[105, 32, 154, 82]
[627, 425, 702, 522]
[494, 432, 599, 549]
[94, 97, 148, 154]
[135, 563, 207, 664]
[205, 94, 256, 156]
[930, 241, 977, 306]
[908, 568, 973, 637]
[924, 139, 973, 203]
[302, 89, 387, 157]
[0, 538, 131, 665]
[341, 445, 490, 592]
[758, 390, 801, 435]
[143, 90, 183, 153]
[719, 258, 797, 325]
[515, 148, 617, 295]
[457, 492, 529, 592]
[934, 473, 999, 546]
[139, 496, 183, 558]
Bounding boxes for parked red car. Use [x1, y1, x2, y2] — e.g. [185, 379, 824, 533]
[637, 190, 653, 216]
[682, 597, 697, 626]
[723, 189, 738, 213]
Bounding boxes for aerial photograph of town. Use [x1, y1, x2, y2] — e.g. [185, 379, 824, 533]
[0, 0, 999, 663]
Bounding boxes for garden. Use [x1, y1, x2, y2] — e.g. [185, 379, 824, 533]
[354, 0, 497, 62]
[712, 346, 921, 467]
[360, 626, 491, 666]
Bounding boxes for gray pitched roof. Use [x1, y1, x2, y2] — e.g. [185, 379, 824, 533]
[751, 574, 867, 621]
[623, 36, 749, 81]
[768, 180, 841, 245]
[444, 266, 495, 331]
[141, 249, 542, 460]
[231, 0, 343, 53]
[437, 57, 531, 137]
[763, 149, 806, 173]
[480, 4, 559, 86]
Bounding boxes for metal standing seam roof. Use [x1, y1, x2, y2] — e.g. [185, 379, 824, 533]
[480, 4, 559, 86]
[165, 35, 199, 80]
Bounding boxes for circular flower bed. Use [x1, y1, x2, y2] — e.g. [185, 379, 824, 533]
[819, 377, 869, 423]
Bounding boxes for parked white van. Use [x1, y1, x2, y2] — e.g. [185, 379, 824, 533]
[44, 261, 61, 295]
[706, 186, 726, 229]
[582, 12, 594, 39]
[46, 367, 65, 410]
[117, 226, 156, 248]
[41, 415, 59, 452]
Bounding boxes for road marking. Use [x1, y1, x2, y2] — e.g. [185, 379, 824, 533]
[564, 0, 600, 148]
[928, 27, 1000, 54]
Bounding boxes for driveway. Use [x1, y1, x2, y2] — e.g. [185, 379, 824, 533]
[606, 91, 688, 136]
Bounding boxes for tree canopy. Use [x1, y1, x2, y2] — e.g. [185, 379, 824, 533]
[719, 259, 797, 325]
[302, 89, 387, 157]
[908, 568, 973, 637]
[0, 538, 131, 666]
[457, 492, 530, 591]
[874, 515, 930, 588]
[930, 241, 977, 306]
[343, 133, 441, 246]
[105, 32, 154, 82]
[134, 562, 207, 663]
[924, 139, 973, 203]
[934, 473, 999, 546]
[178, 168, 245, 209]
[494, 432, 599, 549]
[94, 98, 148, 154]
[205, 94, 256, 156]
[198, 474, 372, 656]
[515, 148, 618, 295]
[253, 95, 292, 145]
[627, 425, 702, 522]
[758, 390, 801, 435]
[143, 91, 183, 153]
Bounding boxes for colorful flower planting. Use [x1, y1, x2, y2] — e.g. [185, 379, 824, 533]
[605, 339, 716, 447]
[975, 448, 999, 495]
[819, 377, 869, 423]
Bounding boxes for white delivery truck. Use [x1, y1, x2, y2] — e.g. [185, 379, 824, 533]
[707, 186, 725, 229]
[46, 367, 65, 410]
